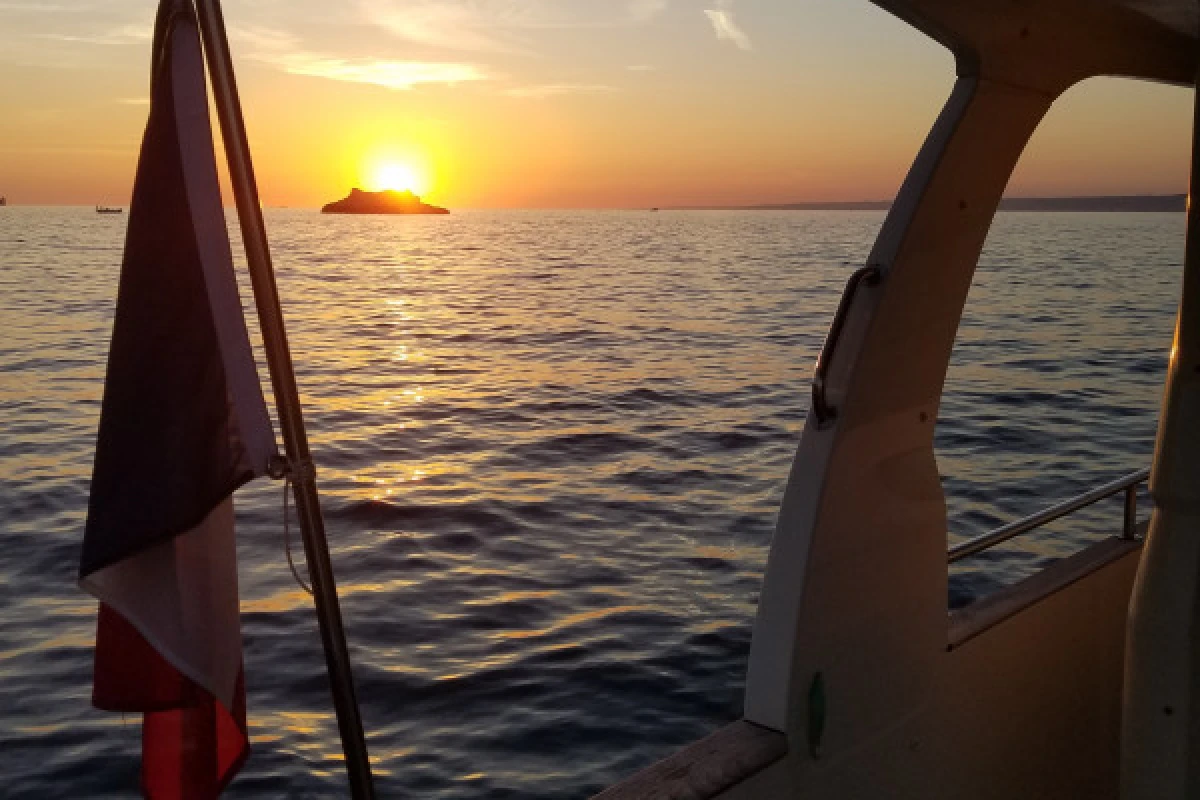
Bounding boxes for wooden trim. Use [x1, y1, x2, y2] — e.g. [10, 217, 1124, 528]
[948, 534, 1143, 650]
[592, 720, 787, 800]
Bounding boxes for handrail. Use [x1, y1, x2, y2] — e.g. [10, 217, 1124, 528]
[948, 467, 1150, 563]
[811, 265, 883, 427]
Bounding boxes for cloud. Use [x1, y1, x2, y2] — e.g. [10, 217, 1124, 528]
[704, 0, 751, 50]
[0, 2, 97, 10]
[1, 10, 148, 69]
[280, 57, 487, 90]
[236, 27, 489, 90]
[29, 22, 149, 46]
[627, 0, 669, 24]
[362, 0, 669, 53]
[361, 4, 518, 54]
[504, 83, 616, 98]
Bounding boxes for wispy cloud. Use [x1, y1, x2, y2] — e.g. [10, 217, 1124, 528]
[116, 96, 149, 105]
[32, 23, 149, 46]
[362, 0, 669, 54]
[704, 0, 751, 50]
[280, 57, 487, 91]
[361, 4, 518, 55]
[0, 2, 96, 10]
[1, 9, 148, 69]
[237, 27, 489, 91]
[504, 83, 616, 98]
[627, 0, 669, 24]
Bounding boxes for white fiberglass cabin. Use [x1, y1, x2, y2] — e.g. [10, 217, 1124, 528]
[597, 1, 1200, 798]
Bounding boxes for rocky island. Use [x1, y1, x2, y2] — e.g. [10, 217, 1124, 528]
[321, 188, 448, 215]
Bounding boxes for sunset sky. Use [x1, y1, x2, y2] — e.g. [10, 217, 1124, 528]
[0, 0, 1193, 208]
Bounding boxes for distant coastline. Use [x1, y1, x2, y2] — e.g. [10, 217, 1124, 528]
[664, 194, 1186, 212]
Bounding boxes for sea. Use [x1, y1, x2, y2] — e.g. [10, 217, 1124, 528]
[0, 207, 1184, 798]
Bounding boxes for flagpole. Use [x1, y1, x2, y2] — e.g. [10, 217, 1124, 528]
[192, 1, 376, 797]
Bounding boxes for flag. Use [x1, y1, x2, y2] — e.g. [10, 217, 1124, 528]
[79, 0, 277, 796]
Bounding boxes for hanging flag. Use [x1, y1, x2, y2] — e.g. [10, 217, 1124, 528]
[79, 0, 277, 796]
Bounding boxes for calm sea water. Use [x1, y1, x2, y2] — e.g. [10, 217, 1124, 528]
[0, 207, 1183, 797]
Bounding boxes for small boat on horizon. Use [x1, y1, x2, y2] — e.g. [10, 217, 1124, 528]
[95, 206, 123, 214]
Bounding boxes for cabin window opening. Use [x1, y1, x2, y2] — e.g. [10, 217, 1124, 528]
[938, 76, 1189, 609]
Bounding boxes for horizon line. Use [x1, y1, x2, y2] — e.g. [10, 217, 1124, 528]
[3, 192, 1187, 212]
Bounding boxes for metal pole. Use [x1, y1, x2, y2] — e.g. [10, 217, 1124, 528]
[192, 2, 376, 797]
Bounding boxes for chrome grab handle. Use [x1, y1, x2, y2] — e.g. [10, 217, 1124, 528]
[811, 264, 883, 427]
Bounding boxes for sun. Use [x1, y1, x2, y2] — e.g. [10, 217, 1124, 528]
[373, 162, 424, 194]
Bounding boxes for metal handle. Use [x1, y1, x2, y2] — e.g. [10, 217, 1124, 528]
[811, 265, 883, 427]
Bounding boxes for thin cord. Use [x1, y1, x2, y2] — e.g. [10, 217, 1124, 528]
[283, 472, 314, 595]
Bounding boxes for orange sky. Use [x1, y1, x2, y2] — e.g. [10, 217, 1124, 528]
[0, 0, 1192, 208]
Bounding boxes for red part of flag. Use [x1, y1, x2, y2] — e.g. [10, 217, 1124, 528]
[94, 604, 248, 799]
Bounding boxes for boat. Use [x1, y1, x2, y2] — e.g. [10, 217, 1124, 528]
[595, 1, 1199, 798]
[95, 206, 123, 214]
[0, 196, 6, 206]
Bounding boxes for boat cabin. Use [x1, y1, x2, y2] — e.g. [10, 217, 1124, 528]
[597, 1, 1200, 797]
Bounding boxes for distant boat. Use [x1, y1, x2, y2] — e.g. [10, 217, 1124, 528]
[0, 196, 6, 206]
[95, 206, 123, 214]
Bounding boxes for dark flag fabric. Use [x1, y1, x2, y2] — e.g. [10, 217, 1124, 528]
[79, 0, 277, 796]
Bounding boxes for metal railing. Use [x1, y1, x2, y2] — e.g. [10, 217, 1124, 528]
[948, 467, 1150, 563]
